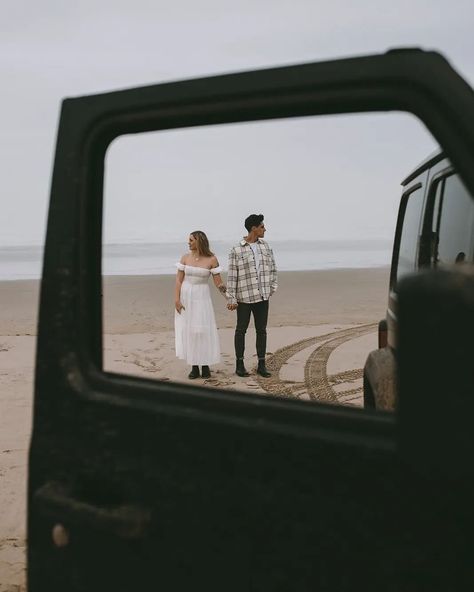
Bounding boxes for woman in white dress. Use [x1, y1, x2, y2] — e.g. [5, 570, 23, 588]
[175, 231, 227, 379]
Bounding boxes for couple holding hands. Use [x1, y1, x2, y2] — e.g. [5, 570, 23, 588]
[175, 214, 277, 380]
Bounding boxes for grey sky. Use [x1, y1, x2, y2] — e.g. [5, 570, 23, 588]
[2, 0, 474, 245]
[104, 113, 435, 243]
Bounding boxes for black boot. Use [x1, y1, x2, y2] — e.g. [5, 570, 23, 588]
[201, 365, 211, 379]
[257, 359, 271, 378]
[188, 365, 200, 379]
[235, 359, 250, 377]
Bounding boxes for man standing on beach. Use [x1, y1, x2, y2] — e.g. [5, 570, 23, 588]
[226, 214, 277, 378]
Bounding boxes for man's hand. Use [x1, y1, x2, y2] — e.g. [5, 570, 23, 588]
[227, 303, 238, 311]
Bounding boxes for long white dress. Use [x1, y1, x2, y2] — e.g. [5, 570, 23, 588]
[174, 263, 221, 366]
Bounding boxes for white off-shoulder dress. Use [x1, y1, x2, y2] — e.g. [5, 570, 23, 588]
[174, 263, 221, 366]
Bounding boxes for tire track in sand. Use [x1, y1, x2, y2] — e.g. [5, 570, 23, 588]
[256, 323, 377, 403]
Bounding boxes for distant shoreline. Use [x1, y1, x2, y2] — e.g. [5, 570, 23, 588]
[0, 239, 393, 281]
[0, 262, 391, 283]
[0, 267, 390, 336]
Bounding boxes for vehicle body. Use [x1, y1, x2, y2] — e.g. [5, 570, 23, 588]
[29, 49, 474, 591]
[364, 151, 474, 410]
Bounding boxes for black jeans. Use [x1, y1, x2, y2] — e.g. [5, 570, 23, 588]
[235, 300, 269, 360]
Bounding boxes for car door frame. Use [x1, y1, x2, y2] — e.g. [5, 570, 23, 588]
[30, 48, 474, 590]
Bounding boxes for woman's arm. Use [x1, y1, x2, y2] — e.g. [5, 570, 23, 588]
[175, 257, 186, 313]
[175, 271, 185, 313]
[210, 256, 226, 295]
[212, 273, 226, 294]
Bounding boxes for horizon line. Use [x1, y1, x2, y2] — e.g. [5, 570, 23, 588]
[0, 237, 393, 248]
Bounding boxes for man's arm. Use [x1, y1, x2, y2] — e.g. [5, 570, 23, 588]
[269, 247, 278, 295]
[226, 248, 238, 306]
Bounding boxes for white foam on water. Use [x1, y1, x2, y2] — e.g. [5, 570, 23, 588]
[0, 239, 392, 280]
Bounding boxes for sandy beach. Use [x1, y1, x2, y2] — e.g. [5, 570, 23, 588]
[0, 267, 389, 590]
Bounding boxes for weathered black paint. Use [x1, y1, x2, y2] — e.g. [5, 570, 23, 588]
[29, 49, 474, 590]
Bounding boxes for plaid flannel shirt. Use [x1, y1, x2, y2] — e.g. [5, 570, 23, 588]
[226, 238, 278, 304]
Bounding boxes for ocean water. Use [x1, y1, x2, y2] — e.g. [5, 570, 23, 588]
[0, 240, 392, 281]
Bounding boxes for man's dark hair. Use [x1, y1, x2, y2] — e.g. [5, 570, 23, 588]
[244, 214, 264, 232]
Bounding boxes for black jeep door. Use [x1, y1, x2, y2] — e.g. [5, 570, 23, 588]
[29, 49, 474, 591]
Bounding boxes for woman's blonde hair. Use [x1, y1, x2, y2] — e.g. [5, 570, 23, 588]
[191, 230, 214, 257]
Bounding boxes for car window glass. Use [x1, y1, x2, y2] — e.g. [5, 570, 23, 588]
[396, 187, 424, 281]
[435, 175, 474, 266]
[102, 112, 436, 410]
[419, 178, 444, 267]
[428, 179, 444, 234]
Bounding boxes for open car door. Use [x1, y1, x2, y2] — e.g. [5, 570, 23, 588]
[29, 49, 474, 591]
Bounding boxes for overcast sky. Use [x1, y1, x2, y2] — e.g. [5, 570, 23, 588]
[2, 0, 474, 246]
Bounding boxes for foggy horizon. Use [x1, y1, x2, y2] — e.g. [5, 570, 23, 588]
[2, 1, 473, 247]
